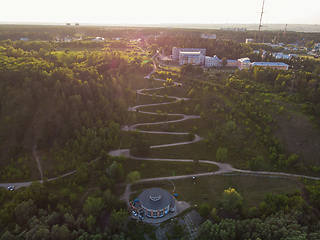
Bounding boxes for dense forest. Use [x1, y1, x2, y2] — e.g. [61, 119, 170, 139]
[1, 24, 320, 45]
[0, 39, 156, 238]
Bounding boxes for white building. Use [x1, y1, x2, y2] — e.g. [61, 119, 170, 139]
[201, 34, 217, 39]
[272, 52, 292, 60]
[237, 58, 251, 70]
[251, 62, 289, 70]
[172, 47, 206, 61]
[226, 60, 238, 67]
[92, 37, 105, 42]
[246, 38, 254, 43]
[205, 55, 221, 67]
[221, 28, 247, 31]
[179, 52, 204, 65]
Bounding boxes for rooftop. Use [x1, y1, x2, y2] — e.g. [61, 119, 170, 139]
[179, 51, 202, 55]
[238, 57, 250, 62]
[251, 62, 289, 66]
[138, 188, 175, 211]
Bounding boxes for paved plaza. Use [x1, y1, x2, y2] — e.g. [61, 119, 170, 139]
[154, 210, 203, 240]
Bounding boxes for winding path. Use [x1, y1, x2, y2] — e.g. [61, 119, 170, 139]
[2, 55, 320, 191]
[109, 64, 320, 184]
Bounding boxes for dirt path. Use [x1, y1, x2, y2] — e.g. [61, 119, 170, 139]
[33, 144, 43, 182]
[80, 187, 99, 204]
[120, 183, 132, 203]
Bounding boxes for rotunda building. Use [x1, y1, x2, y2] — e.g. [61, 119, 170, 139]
[136, 188, 176, 218]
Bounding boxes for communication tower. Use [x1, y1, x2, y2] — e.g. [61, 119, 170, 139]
[257, 0, 265, 43]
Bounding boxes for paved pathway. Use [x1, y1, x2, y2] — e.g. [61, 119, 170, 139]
[2, 56, 320, 191]
[109, 71, 320, 184]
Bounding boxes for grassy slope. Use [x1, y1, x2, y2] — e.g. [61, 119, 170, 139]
[129, 175, 300, 208]
[273, 105, 320, 167]
[118, 159, 219, 180]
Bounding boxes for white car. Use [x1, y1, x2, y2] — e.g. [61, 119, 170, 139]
[7, 186, 14, 191]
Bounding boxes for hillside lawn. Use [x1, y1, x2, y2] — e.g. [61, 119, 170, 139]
[129, 175, 301, 208]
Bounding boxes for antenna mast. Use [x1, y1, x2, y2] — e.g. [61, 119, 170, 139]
[284, 24, 287, 37]
[257, 0, 265, 43]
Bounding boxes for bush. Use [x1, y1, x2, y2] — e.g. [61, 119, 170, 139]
[188, 132, 195, 141]
[198, 203, 210, 218]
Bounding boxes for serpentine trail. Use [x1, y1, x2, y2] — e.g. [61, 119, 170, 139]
[109, 68, 320, 183]
[2, 58, 320, 190]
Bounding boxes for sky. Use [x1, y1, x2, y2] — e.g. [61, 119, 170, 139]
[1, 0, 319, 25]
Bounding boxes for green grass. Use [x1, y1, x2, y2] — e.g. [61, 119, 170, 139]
[125, 111, 182, 125]
[144, 84, 190, 99]
[128, 75, 164, 91]
[127, 175, 301, 208]
[138, 100, 200, 116]
[137, 117, 209, 137]
[172, 175, 301, 208]
[272, 106, 320, 167]
[119, 132, 190, 149]
[135, 93, 172, 105]
[134, 140, 257, 169]
[117, 158, 219, 180]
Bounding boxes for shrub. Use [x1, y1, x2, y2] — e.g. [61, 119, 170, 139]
[188, 132, 195, 141]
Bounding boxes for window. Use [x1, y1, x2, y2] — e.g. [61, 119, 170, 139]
[153, 211, 158, 218]
[159, 210, 164, 217]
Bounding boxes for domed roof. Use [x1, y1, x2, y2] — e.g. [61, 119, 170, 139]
[138, 188, 175, 211]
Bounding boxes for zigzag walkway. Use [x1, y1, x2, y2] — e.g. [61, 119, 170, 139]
[110, 73, 320, 183]
[2, 59, 320, 190]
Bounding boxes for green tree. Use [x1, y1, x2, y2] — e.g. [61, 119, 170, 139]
[210, 208, 220, 222]
[99, 175, 115, 192]
[216, 147, 228, 162]
[188, 132, 195, 141]
[129, 130, 150, 155]
[14, 199, 37, 225]
[194, 104, 200, 114]
[109, 209, 128, 233]
[195, 66, 203, 75]
[222, 187, 243, 215]
[250, 155, 264, 170]
[21, 181, 48, 208]
[221, 57, 228, 67]
[83, 197, 105, 218]
[107, 161, 122, 180]
[226, 121, 236, 131]
[198, 203, 210, 218]
[86, 214, 96, 228]
[126, 171, 141, 184]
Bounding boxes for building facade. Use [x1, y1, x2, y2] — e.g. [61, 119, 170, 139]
[251, 62, 289, 70]
[130, 188, 176, 219]
[179, 51, 204, 65]
[201, 34, 217, 39]
[226, 60, 238, 67]
[237, 57, 251, 70]
[205, 55, 221, 67]
[246, 38, 254, 43]
[172, 47, 206, 60]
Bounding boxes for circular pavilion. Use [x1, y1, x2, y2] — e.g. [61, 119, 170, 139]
[137, 188, 176, 218]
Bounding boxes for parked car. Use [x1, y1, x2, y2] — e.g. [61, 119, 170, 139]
[7, 186, 14, 191]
